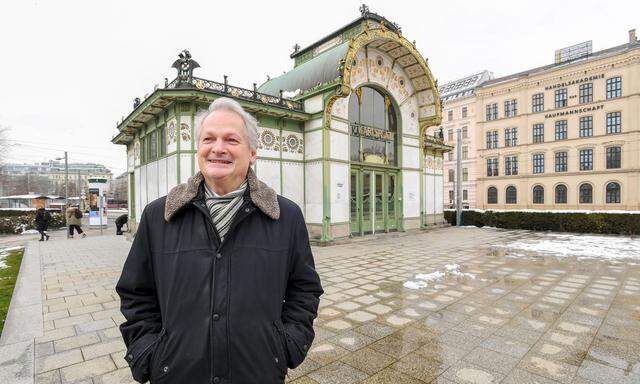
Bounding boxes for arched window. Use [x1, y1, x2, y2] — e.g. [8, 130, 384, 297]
[349, 87, 397, 165]
[506, 186, 517, 204]
[555, 184, 567, 204]
[533, 185, 544, 204]
[487, 187, 497, 204]
[606, 182, 621, 203]
[579, 183, 593, 204]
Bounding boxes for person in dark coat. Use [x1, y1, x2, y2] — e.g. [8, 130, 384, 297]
[35, 207, 51, 241]
[116, 98, 323, 384]
[115, 214, 128, 235]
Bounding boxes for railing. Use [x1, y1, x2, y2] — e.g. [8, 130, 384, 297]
[164, 76, 304, 112]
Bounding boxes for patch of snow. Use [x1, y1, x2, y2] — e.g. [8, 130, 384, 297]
[498, 233, 640, 261]
[404, 265, 475, 290]
[21, 229, 39, 235]
[416, 271, 446, 282]
[2, 246, 24, 252]
[282, 89, 301, 98]
[403, 281, 427, 290]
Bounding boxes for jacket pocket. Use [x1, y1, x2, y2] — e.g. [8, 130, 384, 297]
[270, 321, 288, 373]
[149, 328, 169, 382]
[125, 328, 166, 383]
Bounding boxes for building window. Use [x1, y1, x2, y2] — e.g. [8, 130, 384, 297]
[487, 158, 499, 176]
[487, 187, 498, 204]
[555, 151, 568, 172]
[579, 183, 593, 204]
[533, 185, 544, 204]
[448, 129, 454, 141]
[532, 93, 544, 112]
[447, 151, 453, 161]
[506, 186, 517, 204]
[555, 120, 567, 140]
[555, 184, 568, 204]
[504, 99, 517, 118]
[140, 139, 146, 164]
[579, 149, 593, 171]
[349, 86, 398, 164]
[606, 112, 621, 134]
[533, 153, 544, 174]
[448, 169, 454, 182]
[463, 168, 468, 181]
[462, 107, 468, 118]
[533, 123, 544, 143]
[462, 146, 468, 160]
[606, 182, 621, 203]
[449, 190, 454, 203]
[554, 88, 567, 108]
[505, 155, 518, 176]
[463, 189, 468, 201]
[486, 131, 498, 149]
[448, 110, 453, 121]
[486, 103, 498, 121]
[462, 126, 468, 138]
[579, 116, 593, 137]
[606, 76, 622, 99]
[606, 146, 621, 169]
[159, 126, 166, 156]
[579, 83, 593, 104]
[504, 127, 517, 147]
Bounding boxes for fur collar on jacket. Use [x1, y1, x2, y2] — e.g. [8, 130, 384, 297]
[164, 167, 280, 222]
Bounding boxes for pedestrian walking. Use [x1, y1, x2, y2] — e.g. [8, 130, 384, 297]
[116, 98, 323, 383]
[66, 204, 86, 238]
[34, 206, 51, 241]
[115, 213, 128, 235]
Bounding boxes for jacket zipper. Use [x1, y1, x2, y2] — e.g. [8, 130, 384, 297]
[131, 327, 166, 367]
[193, 201, 220, 384]
[193, 199, 255, 384]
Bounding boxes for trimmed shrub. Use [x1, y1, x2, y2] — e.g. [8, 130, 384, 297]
[443, 210, 640, 235]
[0, 210, 66, 234]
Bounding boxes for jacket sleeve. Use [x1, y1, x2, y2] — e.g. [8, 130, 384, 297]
[280, 207, 323, 369]
[115, 207, 162, 383]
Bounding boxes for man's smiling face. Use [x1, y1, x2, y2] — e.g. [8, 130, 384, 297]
[196, 109, 256, 194]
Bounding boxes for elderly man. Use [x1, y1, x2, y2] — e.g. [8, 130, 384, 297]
[116, 98, 323, 384]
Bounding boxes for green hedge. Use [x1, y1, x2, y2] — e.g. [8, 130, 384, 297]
[444, 210, 640, 235]
[0, 210, 66, 234]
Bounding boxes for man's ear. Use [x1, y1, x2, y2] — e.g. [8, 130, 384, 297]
[249, 149, 257, 165]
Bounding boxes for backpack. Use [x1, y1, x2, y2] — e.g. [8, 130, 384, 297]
[74, 208, 83, 219]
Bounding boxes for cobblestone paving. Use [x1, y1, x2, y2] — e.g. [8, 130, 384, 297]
[2, 226, 639, 384]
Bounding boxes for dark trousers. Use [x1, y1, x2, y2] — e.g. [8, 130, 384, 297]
[38, 229, 47, 240]
[69, 225, 83, 236]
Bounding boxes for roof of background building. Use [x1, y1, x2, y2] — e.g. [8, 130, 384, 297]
[439, 70, 494, 102]
[480, 39, 640, 88]
[258, 42, 350, 96]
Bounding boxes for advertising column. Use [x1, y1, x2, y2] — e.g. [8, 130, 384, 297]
[87, 178, 108, 227]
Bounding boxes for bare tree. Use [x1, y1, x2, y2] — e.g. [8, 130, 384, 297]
[0, 125, 11, 166]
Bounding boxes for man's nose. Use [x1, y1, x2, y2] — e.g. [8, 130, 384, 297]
[211, 139, 227, 153]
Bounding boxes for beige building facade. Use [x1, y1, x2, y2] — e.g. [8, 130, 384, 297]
[434, 71, 493, 209]
[475, 30, 640, 210]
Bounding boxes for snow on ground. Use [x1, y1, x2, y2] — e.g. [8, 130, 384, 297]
[497, 232, 640, 261]
[0, 246, 24, 269]
[404, 264, 475, 290]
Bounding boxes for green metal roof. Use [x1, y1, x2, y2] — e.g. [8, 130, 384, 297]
[258, 41, 350, 96]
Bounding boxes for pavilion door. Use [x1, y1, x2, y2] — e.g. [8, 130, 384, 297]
[350, 168, 398, 235]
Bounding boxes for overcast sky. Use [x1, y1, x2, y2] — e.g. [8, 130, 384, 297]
[1, 0, 638, 175]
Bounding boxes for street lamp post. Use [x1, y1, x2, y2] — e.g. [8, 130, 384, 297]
[456, 128, 462, 226]
[55, 152, 69, 238]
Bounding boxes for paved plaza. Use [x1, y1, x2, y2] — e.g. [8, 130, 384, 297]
[0, 226, 639, 384]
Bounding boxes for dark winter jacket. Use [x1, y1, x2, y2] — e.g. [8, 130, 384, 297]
[35, 208, 51, 231]
[115, 168, 323, 384]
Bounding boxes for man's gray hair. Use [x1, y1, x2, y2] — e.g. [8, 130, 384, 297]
[195, 97, 258, 150]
